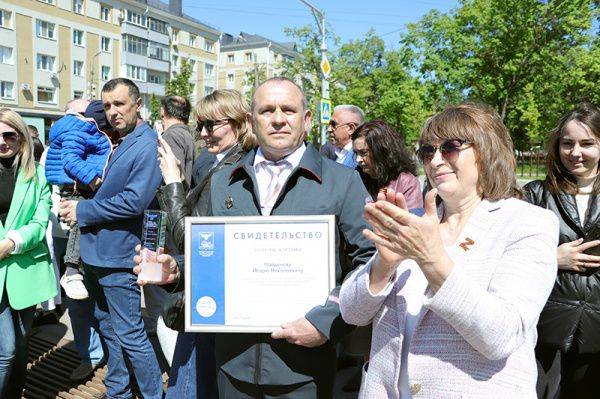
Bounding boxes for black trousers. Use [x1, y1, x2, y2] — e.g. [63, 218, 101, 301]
[536, 345, 600, 399]
[217, 371, 331, 399]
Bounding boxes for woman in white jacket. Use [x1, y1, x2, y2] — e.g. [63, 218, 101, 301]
[339, 102, 559, 398]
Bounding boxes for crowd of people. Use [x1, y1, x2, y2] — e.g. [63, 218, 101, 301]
[0, 75, 599, 399]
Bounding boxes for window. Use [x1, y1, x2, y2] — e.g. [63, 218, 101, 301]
[227, 73, 234, 83]
[149, 18, 167, 34]
[203, 86, 214, 96]
[204, 63, 214, 77]
[149, 42, 169, 61]
[172, 29, 178, 43]
[189, 59, 196, 70]
[172, 54, 178, 67]
[73, 90, 84, 99]
[37, 86, 56, 103]
[204, 40, 214, 52]
[101, 66, 110, 81]
[227, 54, 234, 63]
[0, 46, 13, 64]
[126, 65, 146, 81]
[37, 54, 55, 71]
[101, 37, 110, 52]
[38, 0, 54, 4]
[0, 81, 14, 99]
[36, 20, 55, 39]
[0, 9, 12, 29]
[188, 34, 196, 47]
[73, 60, 83, 76]
[73, 29, 84, 45]
[147, 71, 166, 84]
[100, 5, 110, 22]
[72, 0, 84, 14]
[126, 10, 147, 27]
[245, 52, 253, 63]
[123, 34, 148, 55]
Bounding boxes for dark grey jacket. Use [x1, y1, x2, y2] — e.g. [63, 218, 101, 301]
[161, 123, 196, 186]
[207, 143, 375, 388]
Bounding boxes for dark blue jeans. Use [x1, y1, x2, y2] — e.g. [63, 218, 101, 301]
[0, 290, 35, 398]
[166, 332, 217, 399]
[83, 264, 162, 399]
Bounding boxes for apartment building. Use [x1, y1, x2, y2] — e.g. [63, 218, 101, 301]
[219, 32, 298, 96]
[0, 0, 219, 137]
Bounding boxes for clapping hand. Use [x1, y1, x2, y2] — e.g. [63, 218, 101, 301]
[158, 137, 184, 185]
[557, 238, 600, 272]
[364, 189, 452, 293]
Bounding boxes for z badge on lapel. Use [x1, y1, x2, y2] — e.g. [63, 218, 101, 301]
[225, 196, 234, 209]
[459, 237, 475, 251]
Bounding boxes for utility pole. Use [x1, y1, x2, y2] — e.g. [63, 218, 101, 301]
[299, 0, 329, 147]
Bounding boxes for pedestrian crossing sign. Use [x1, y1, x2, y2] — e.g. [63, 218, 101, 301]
[320, 99, 332, 124]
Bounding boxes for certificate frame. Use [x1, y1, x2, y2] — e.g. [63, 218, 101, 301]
[184, 215, 336, 333]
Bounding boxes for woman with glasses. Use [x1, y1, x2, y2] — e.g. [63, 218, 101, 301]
[523, 102, 600, 399]
[141, 89, 257, 398]
[352, 119, 422, 208]
[0, 108, 56, 398]
[339, 103, 558, 398]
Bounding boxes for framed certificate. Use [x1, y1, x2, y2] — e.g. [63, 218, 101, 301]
[184, 215, 336, 333]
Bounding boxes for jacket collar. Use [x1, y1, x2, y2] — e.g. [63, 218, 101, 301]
[3, 168, 32, 231]
[228, 143, 323, 209]
[230, 142, 323, 183]
[106, 122, 154, 171]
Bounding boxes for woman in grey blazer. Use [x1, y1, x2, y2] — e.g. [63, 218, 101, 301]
[339, 103, 559, 398]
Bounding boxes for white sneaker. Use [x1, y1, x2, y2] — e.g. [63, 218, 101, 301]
[60, 272, 89, 300]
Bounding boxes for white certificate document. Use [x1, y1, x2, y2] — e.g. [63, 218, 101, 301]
[184, 215, 336, 333]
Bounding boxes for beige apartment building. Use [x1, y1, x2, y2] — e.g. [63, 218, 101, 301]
[219, 32, 298, 96]
[0, 0, 219, 139]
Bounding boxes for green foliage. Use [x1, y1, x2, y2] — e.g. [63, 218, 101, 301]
[244, 64, 267, 105]
[281, 0, 599, 150]
[165, 58, 194, 98]
[149, 94, 161, 125]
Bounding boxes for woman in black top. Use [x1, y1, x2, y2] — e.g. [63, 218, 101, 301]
[523, 102, 600, 399]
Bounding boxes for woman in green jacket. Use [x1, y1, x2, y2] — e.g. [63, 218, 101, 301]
[0, 108, 56, 398]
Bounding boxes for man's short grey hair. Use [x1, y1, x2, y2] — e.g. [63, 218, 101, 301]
[251, 77, 308, 113]
[334, 104, 365, 124]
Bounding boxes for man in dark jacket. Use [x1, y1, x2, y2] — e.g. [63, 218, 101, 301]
[205, 77, 375, 397]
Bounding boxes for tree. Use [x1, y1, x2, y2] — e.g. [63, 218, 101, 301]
[244, 63, 267, 104]
[165, 58, 194, 98]
[401, 0, 598, 149]
[149, 94, 161, 125]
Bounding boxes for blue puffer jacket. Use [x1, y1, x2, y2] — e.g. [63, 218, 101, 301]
[45, 113, 112, 186]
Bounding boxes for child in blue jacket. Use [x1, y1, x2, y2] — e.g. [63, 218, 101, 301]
[46, 100, 113, 299]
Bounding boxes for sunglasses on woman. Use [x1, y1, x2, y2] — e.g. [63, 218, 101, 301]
[0, 131, 18, 143]
[417, 139, 472, 163]
[196, 118, 231, 133]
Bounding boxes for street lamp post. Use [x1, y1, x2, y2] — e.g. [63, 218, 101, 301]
[299, 0, 328, 147]
[88, 50, 102, 100]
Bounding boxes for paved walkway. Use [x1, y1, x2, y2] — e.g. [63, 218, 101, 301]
[23, 299, 359, 398]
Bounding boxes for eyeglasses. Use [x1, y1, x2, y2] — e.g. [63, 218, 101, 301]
[0, 131, 18, 143]
[329, 120, 354, 130]
[417, 139, 472, 163]
[196, 118, 231, 133]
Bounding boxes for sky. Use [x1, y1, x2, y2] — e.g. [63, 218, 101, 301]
[182, 0, 459, 49]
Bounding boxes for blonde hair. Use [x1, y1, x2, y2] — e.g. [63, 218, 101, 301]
[419, 102, 521, 200]
[0, 108, 36, 181]
[195, 89, 257, 152]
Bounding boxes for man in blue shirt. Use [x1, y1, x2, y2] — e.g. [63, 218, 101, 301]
[60, 78, 163, 399]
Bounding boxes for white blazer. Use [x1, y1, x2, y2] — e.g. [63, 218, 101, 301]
[340, 198, 559, 398]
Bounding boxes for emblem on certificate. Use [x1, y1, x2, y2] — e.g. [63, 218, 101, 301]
[184, 215, 336, 333]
